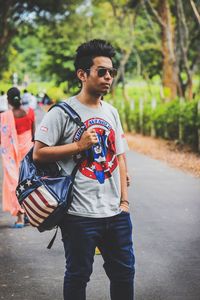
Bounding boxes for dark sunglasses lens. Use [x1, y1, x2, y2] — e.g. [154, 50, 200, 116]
[98, 69, 107, 77]
[110, 69, 117, 78]
[97, 68, 117, 78]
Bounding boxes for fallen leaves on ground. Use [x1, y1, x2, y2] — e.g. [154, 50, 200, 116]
[125, 133, 200, 178]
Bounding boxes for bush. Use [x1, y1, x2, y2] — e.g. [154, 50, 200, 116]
[182, 99, 198, 149]
[110, 92, 200, 151]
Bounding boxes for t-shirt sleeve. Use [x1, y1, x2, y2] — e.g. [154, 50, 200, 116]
[34, 107, 67, 146]
[114, 109, 128, 155]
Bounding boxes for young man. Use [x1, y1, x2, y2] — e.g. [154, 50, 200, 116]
[33, 39, 135, 300]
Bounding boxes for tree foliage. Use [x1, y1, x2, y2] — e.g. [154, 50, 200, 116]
[0, 0, 199, 101]
[0, 0, 78, 76]
[144, 0, 200, 99]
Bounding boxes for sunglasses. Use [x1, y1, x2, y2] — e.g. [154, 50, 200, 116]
[86, 67, 118, 78]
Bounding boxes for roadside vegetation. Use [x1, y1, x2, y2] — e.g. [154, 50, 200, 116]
[0, 0, 199, 151]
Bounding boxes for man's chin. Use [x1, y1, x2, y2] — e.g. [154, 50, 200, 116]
[101, 89, 110, 95]
[95, 89, 110, 97]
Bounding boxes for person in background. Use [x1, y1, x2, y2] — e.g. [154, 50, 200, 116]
[42, 93, 53, 105]
[0, 87, 35, 227]
[21, 89, 32, 108]
[0, 91, 8, 113]
[29, 93, 38, 110]
[33, 39, 135, 300]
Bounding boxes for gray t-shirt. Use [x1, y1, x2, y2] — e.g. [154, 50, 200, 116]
[35, 97, 126, 218]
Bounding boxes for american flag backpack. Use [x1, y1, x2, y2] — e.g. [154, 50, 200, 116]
[16, 102, 86, 238]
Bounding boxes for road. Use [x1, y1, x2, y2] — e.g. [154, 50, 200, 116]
[0, 106, 200, 300]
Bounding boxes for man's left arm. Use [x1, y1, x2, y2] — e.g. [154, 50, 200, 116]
[118, 153, 129, 213]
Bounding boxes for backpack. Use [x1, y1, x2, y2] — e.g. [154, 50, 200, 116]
[16, 102, 86, 247]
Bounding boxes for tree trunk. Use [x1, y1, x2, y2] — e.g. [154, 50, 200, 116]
[176, 0, 193, 100]
[111, 50, 131, 98]
[158, 0, 180, 100]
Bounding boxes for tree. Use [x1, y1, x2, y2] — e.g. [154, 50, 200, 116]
[34, 0, 140, 95]
[2, 0, 199, 102]
[145, 0, 180, 100]
[175, 0, 200, 99]
[144, 0, 200, 100]
[0, 0, 75, 77]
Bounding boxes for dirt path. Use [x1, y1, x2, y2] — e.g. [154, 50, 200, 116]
[125, 133, 200, 178]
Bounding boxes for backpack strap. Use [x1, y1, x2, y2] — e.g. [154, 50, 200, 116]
[48, 101, 87, 178]
[47, 226, 58, 249]
[48, 101, 85, 129]
[46, 102, 86, 249]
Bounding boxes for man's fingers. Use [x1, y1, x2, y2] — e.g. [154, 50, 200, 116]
[87, 128, 96, 133]
[87, 129, 98, 141]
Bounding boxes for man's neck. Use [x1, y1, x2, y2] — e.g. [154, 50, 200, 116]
[76, 90, 102, 108]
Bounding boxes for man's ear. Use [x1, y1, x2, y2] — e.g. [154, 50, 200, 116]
[77, 69, 88, 83]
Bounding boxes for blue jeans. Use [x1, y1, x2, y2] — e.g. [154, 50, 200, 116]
[60, 211, 135, 300]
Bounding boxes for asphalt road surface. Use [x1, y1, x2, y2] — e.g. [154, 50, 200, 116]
[0, 106, 200, 300]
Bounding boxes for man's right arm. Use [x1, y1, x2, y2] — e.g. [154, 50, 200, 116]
[33, 128, 98, 163]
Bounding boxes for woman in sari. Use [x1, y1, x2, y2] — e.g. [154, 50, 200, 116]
[0, 87, 35, 227]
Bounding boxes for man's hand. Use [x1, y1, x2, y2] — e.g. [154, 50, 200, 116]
[76, 128, 98, 151]
[120, 200, 129, 213]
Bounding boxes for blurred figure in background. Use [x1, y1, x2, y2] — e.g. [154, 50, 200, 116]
[0, 87, 35, 227]
[41, 93, 53, 105]
[21, 89, 32, 108]
[29, 93, 38, 110]
[0, 91, 8, 113]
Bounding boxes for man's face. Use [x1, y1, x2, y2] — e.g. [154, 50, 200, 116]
[84, 56, 115, 95]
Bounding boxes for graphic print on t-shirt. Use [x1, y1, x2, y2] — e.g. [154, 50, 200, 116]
[73, 117, 118, 184]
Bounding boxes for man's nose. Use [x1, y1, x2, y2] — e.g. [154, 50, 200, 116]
[104, 70, 112, 79]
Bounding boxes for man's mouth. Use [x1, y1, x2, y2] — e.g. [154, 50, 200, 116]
[102, 83, 110, 88]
